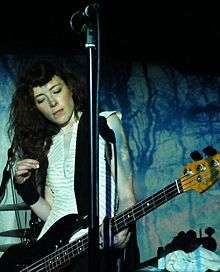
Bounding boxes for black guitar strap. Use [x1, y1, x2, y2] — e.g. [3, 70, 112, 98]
[74, 112, 115, 218]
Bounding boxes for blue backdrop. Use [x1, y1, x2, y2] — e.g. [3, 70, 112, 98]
[0, 54, 220, 263]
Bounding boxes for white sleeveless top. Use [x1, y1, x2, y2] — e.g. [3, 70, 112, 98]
[38, 111, 120, 240]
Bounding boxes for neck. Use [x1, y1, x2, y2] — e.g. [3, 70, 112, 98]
[61, 111, 80, 131]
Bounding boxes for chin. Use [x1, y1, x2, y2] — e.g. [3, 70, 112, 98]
[59, 119, 69, 127]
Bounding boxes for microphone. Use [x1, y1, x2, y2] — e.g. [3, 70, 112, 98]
[83, 3, 99, 18]
[70, 3, 100, 33]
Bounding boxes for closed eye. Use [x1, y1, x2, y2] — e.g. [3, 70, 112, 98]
[36, 97, 45, 104]
[37, 99, 44, 104]
[52, 88, 62, 94]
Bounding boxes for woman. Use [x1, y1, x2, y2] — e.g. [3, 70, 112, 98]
[6, 60, 139, 271]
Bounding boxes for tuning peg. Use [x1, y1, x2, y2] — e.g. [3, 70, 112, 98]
[190, 151, 203, 161]
[203, 146, 217, 156]
[205, 227, 215, 237]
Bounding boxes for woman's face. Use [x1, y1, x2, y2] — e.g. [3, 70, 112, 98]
[33, 75, 75, 127]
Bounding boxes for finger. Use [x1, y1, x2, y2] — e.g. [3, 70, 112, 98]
[15, 170, 31, 184]
[17, 159, 39, 165]
[16, 162, 39, 170]
[99, 224, 104, 249]
[115, 229, 129, 239]
[15, 169, 29, 177]
[122, 231, 131, 246]
[16, 161, 39, 172]
[116, 234, 130, 248]
[114, 231, 131, 248]
[16, 165, 37, 173]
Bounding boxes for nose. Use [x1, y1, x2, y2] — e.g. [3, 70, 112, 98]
[48, 95, 57, 107]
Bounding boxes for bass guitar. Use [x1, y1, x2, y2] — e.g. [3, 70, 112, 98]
[1, 152, 220, 271]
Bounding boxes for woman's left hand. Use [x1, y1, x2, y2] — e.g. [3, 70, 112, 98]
[113, 228, 131, 249]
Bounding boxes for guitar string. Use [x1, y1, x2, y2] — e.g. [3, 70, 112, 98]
[20, 234, 89, 272]
[112, 180, 183, 232]
[112, 170, 216, 231]
[113, 170, 212, 229]
[22, 237, 89, 272]
[21, 169, 217, 271]
[45, 237, 89, 272]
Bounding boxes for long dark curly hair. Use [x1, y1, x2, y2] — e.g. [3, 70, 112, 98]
[8, 60, 87, 192]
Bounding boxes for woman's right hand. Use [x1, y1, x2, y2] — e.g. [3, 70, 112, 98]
[15, 159, 39, 184]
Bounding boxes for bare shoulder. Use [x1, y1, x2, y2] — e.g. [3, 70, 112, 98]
[106, 112, 128, 149]
[106, 112, 123, 132]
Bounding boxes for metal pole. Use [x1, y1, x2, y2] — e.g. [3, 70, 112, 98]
[85, 17, 100, 272]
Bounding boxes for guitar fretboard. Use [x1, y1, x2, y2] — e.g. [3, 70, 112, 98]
[112, 179, 183, 233]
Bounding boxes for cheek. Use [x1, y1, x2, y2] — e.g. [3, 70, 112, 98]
[35, 103, 50, 118]
[35, 103, 44, 113]
[66, 94, 74, 109]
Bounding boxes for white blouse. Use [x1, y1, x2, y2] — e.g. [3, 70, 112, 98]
[38, 111, 120, 240]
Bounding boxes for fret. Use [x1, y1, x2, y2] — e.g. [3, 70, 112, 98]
[141, 200, 151, 214]
[63, 249, 70, 263]
[82, 239, 88, 252]
[175, 179, 181, 193]
[45, 241, 73, 271]
[70, 240, 77, 258]
[114, 220, 119, 233]
[141, 202, 146, 214]
[163, 188, 168, 202]
[149, 196, 157, 209]
[76, 238, 84, 255]
[126, 209, 135, 222]
[131, 208, 136, 221]
[122, 213, 127, 226]
[60, 249, 68, 266]
[51, 253, 56, 269]
[46, 255, 54, 271]
[138, 199, 153, 217]
[124, 210, 133, 223]
[72, 235, 88, 257]
[121, 210, 135, 228]
[55, 254, 61, 268]
[153, 192, 167, 207]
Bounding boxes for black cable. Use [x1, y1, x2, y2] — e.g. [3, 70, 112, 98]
[11, 176, 24, 244]
[0, 147, 13, 203]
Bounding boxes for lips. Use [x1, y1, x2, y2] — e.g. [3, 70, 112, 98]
[53, 109, 64, 118]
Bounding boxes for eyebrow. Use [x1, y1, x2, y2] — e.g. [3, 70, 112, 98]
[34, 83, 61, 98]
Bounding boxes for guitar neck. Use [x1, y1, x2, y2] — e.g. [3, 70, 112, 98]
[111, 179, 183, 233]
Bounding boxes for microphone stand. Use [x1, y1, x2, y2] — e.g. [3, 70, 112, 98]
[70, 4, 101, 270]
[85, 16, 100, 272]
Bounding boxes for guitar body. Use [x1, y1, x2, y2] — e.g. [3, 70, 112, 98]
[0, 214, 83, 271]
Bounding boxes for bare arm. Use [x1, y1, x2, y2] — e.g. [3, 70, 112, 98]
[14, 159, 51, 221]
[106, 113, 136, 248]
[30, 196, 51, 222]
[107, 113, 136, 211]
[30, 184, 53, 221]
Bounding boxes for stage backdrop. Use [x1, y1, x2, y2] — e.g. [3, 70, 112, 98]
[0, 54, 220, 263]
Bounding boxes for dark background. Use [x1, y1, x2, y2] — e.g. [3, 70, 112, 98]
[1, 1, 220, 74]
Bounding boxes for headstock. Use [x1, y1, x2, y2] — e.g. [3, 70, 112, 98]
[181, 147, 220, 193]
